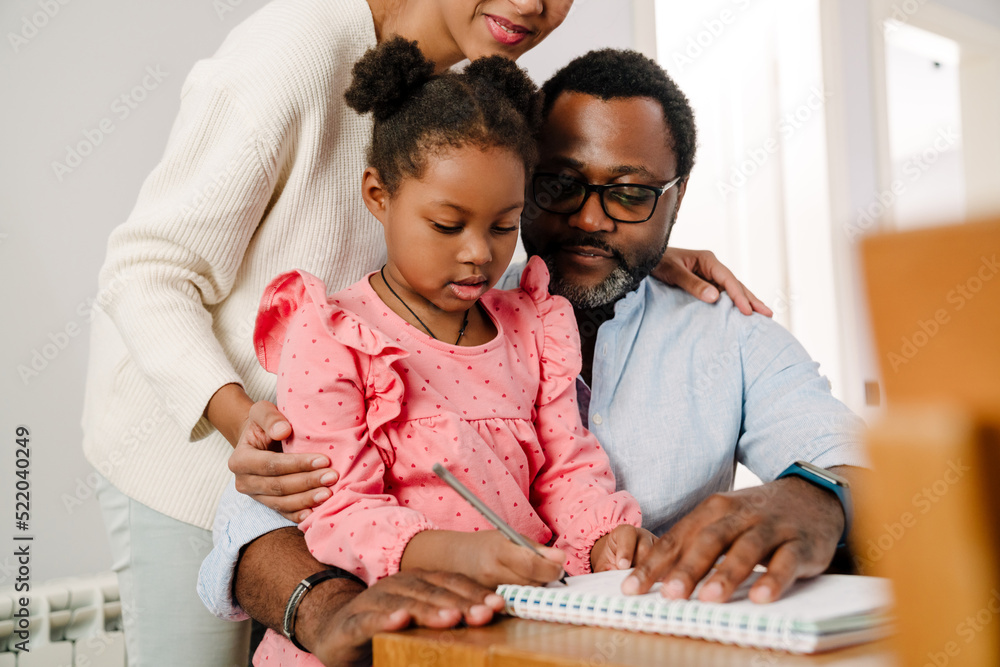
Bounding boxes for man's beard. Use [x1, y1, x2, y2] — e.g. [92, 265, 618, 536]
[525, 230, 669, 310]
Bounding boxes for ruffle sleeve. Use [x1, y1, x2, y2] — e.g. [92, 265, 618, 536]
[254, 270, 434, 584]
[519, 256, 582, 406]
[254, 269, 408, 467]
[521, 257, 643, 574]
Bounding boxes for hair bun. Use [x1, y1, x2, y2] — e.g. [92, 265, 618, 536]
[345, 37, 436, 121]
[465, 56, 540, 125]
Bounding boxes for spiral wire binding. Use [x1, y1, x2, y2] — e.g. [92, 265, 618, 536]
[497, 581, 809, 651]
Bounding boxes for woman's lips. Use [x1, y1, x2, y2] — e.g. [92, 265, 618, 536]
[484, 14, 531, 46]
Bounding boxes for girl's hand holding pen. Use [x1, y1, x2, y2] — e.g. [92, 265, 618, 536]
[590, 525, 657, 574]
[400, 530, 567, 589]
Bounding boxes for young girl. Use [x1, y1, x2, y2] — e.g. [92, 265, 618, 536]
[251, 38, 647, 665]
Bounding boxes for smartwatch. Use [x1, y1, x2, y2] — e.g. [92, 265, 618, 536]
[776, 460, 852, 548]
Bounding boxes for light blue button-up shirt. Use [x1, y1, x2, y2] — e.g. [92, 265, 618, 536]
[198, 269, 867, 619]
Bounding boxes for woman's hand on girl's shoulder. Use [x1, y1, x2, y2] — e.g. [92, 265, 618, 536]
[652, 248, 774, 317]
[229, 399, 340, 521]
[591, 525, 656, 574]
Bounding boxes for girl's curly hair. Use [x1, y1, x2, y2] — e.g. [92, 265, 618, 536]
[345, 37, 542, 195]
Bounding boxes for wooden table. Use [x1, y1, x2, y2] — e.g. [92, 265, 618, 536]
[374, 617, 898, 666]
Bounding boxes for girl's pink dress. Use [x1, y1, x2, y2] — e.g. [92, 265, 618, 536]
[252, 257, 641, 666]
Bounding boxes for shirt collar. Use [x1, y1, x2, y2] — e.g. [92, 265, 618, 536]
[609, 277, 649, 320]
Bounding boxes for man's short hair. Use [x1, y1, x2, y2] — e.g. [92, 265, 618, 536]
[540, 49, 697, 180]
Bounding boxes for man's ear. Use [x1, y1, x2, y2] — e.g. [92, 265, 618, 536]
[673, 177, 688, 218]
[361, 167, 389, 223]
[664, 178, 688, 245]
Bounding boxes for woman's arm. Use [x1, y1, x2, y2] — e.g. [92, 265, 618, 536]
[654, 247, 773, 316]
[204, 383, 256, 447]
[99, 81, 275, 440]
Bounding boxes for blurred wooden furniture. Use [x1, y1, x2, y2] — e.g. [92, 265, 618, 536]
[862, 218, 1000, 414]
[858, 218, 1000, 667]
[373, 616, 897, 667]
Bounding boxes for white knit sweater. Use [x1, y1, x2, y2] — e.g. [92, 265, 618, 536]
[81, 0, 381, 529]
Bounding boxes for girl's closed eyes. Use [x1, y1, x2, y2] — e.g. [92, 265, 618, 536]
[430, 222, 520, 234]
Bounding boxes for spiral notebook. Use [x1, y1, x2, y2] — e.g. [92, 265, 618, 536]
[496, 569, 893, 654]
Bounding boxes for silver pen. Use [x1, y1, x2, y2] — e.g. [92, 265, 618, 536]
[432, 462, 567, 585]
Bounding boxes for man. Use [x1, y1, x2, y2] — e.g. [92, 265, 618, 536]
[199, 49, 866, 664]
[514, 49, 865, 604]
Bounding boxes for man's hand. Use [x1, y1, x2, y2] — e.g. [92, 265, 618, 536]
[653, 248, 773, 317]
[591, 525, 656, 573]
[299, 569, 504, 667]
[235, 527, 503, 667]
[623, 467, 858, 604]
[229, 399, 338, 521]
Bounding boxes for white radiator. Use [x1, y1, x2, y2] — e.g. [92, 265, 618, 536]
[0, 573, 125, 667]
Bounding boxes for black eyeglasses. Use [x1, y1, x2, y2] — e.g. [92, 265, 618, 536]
[531, 172, 682, 223]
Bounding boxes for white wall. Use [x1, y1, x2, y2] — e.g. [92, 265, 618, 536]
[883, 24, 966, 229]
[935, 0, 1000, 27]
[519, 0, 642, 81]
[1, 0, 276, 587]
[0, 0, 640, 584]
